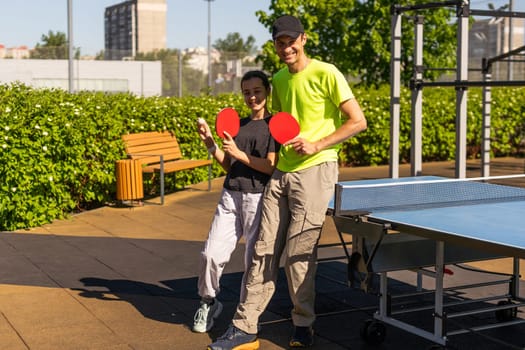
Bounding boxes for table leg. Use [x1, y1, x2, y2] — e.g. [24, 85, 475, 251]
[434, 240, 445, 339]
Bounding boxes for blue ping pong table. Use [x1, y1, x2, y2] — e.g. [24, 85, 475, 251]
[330, 176, 525, 348]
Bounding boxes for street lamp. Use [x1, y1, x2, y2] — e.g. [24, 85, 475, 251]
[67, 0, 74, 93]
[204, 0, 215, 91]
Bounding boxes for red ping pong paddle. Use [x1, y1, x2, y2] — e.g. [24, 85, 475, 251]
[215, 107, 240, 139]
[269, 112, 300, 144]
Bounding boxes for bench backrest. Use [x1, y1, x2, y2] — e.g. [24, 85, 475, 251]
[122, 131, 183, 165]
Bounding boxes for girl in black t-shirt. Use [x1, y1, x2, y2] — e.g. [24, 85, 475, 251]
[192, 71, 279, 333]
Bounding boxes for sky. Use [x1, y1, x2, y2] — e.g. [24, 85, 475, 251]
[0, 0, 272, 55]
[0, 0, 523, 56]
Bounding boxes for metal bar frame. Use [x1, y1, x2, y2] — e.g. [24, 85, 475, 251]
[390, 2, 525, 179]
[455, 1, 469, 179]
[389, 6, 402, 179]
[481, 73, 491, 177]
[471, 9, 525, 19]
[414, 80, 525, 88]
[411, 15, 424, 176]
[484, 45, 525, 74]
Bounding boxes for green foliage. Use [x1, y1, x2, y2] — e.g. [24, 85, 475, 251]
[256, 0, 457, 85]
[30, 30, 80, 59]
[214, 33, 258, 59]
[0, 83, 523, 230]
[339, 85, 525, 166]
[0, 83, 245, 230]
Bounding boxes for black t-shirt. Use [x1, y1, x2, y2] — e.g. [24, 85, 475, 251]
[223, 116, 280, 193]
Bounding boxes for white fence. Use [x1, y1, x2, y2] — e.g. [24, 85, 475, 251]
[0, 59, 162, 96]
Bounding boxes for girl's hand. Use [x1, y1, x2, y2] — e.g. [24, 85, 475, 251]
[222, 131, 242, 159]
[197, 118, 213, 141]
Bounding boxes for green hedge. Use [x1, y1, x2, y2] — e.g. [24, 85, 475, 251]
[340, 85, 525, 166]
[0, 83, 523, 230]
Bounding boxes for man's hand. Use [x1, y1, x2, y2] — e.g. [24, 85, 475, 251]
[285, 137, 318, 155]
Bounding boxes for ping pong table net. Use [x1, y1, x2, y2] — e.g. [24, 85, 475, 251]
[334, 175, 525, 216]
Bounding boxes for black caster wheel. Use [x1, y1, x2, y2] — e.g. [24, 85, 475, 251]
[495, 300, 517, 322]
[360, 319, 386, 345]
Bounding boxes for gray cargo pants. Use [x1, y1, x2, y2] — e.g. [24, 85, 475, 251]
[232, 161, 338, 334]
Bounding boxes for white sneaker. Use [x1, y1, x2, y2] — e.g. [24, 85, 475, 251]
[192, 299, 223, 333]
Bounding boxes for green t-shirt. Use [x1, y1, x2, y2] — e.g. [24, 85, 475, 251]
[272, 59, 355, 172]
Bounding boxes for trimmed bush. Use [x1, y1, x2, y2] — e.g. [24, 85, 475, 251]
[0, 83, 523, 230]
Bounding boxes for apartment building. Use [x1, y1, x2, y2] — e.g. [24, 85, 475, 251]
[0, 45, 30, 59]
[104, 0, 167, 60]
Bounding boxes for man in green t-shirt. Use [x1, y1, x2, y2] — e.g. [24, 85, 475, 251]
[208, 14, 367, 350]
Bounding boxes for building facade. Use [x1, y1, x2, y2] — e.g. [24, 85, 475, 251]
[0, 45, 30, 59]
[469, 17, 525, 79]
[104, 0, 167, 60]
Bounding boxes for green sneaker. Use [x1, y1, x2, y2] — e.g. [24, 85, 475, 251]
[192, 299, 223, 333]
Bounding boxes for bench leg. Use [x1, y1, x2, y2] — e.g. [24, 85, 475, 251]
[208, 164, 212, 191]
[160, 156, 165, 205]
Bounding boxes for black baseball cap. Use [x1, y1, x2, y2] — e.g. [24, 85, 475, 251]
[272, 15, 304, 40]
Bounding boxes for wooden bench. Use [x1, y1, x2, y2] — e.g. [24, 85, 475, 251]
[122, 131, 212, 204]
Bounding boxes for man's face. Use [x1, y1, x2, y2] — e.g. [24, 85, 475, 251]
[273, 34, 306, 66]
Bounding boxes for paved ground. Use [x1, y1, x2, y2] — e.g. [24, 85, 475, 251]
[1, 157, 524, 350]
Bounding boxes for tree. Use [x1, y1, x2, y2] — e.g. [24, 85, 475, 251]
[487, 2, 508, 11]
[30, 30, 79, 59]
[211, 33, 260, 94]
[95, 50, 105, 60]
[256, 0, 458, 86]
[213, 32, 257, 60]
